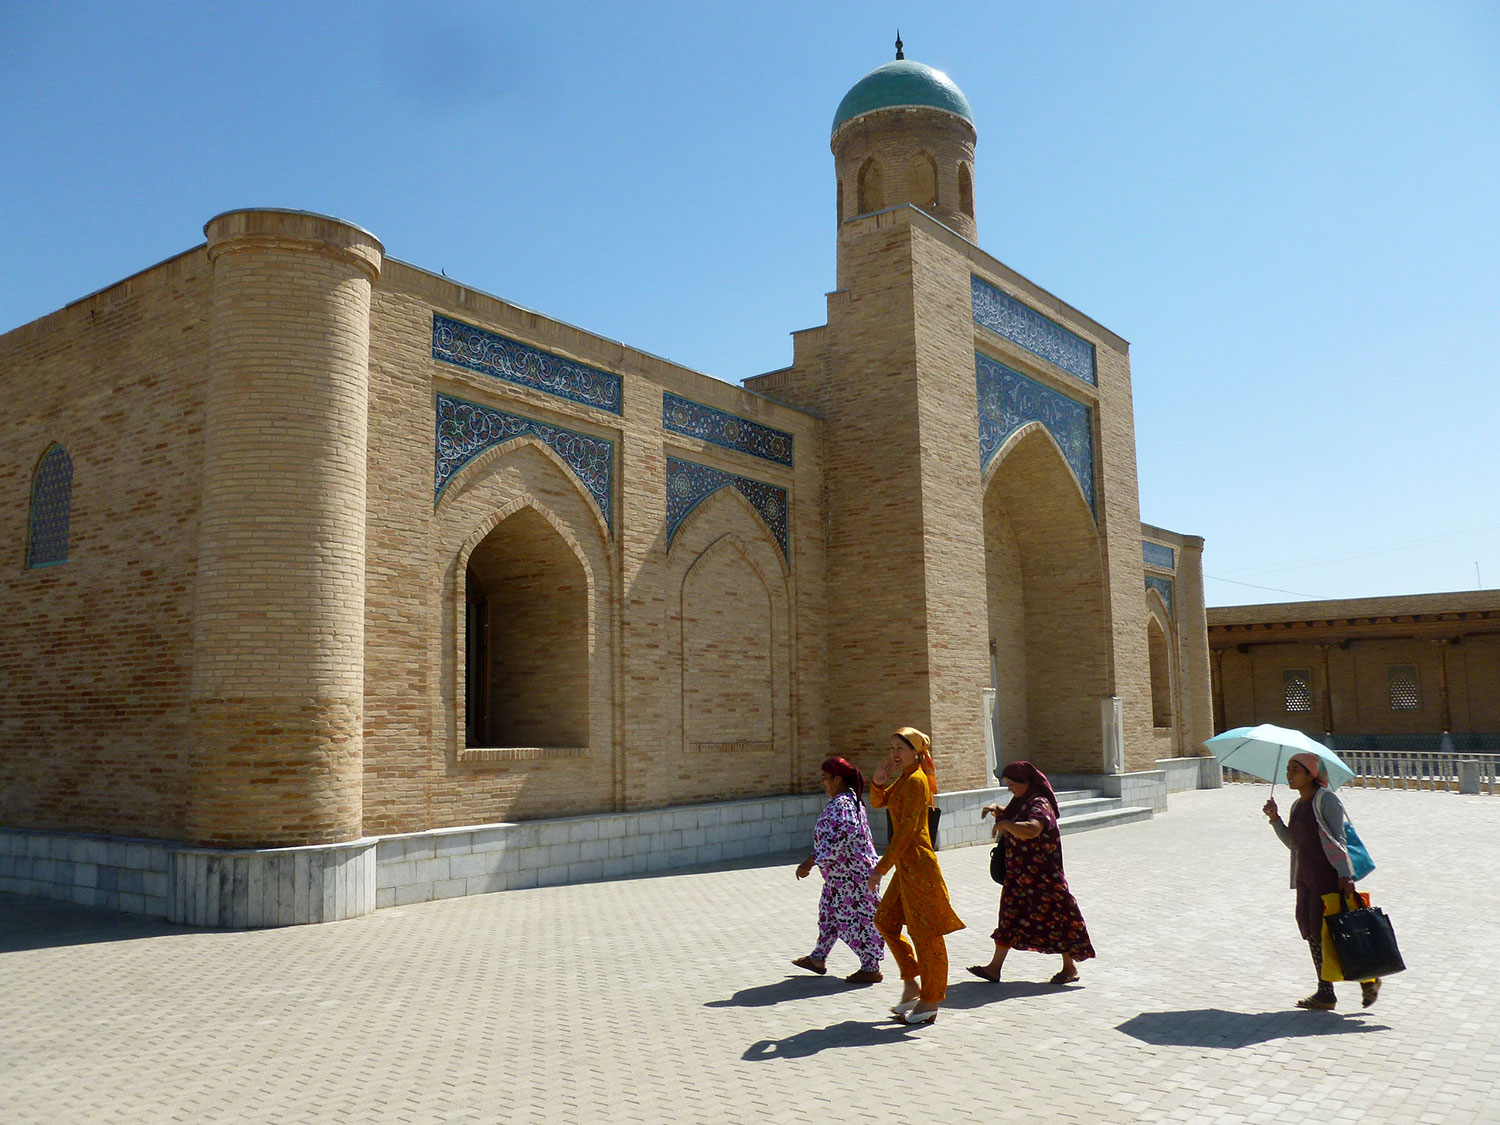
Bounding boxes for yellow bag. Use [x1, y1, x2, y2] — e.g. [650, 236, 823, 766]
[1320, 891, 1376, 982]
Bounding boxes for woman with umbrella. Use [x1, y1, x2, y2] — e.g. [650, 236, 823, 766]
[968, 761, 1095, 985]
[1263, 752, 1381, 1010]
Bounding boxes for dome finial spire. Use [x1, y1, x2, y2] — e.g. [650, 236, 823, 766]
[895, 31, 903, 60]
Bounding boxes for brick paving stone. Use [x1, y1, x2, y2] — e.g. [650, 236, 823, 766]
[2, 788, 1497, 1123]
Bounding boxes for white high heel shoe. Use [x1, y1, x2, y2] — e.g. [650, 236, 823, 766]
[890, 998, 919, 1017]
[903, 1005, 939, 1025]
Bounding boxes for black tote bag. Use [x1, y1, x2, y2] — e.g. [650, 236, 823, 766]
[1326, 895, 1407, 980]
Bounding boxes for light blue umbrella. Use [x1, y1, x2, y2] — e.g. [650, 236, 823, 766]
[1204, 723, 1355, 798]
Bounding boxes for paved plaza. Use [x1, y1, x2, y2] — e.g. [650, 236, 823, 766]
[3, 787, 1497, 1124]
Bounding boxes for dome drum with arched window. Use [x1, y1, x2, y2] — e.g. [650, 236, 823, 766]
[831, 56, 978, 241]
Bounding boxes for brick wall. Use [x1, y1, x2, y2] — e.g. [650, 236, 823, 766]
[0, 249, 210, 839]
[360, 260, 823, 834]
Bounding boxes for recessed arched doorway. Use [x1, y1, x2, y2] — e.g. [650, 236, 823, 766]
[464, 505, 589, 750]
[983, 426, 1109, 774]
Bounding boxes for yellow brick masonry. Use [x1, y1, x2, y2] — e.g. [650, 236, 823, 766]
[1, 194, 1193, 850]
[748, 201, 1160, 780]
[0, 249, 211, 840]
[358, 259, 827, 836]
[188, 210, 382, 848]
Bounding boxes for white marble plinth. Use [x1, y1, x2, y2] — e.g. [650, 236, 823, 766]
[168, 839, 377, 928]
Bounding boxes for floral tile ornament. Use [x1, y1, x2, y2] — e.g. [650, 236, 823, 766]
[666, 456, 788, 561]
[976, 352, 1095, 514]
[435, 393, 614, 530]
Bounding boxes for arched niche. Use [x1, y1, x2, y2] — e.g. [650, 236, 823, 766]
[858, 157, 884, 214]
[663, 486, 794, 805]
[912, 152, 938, 208]
[1146, 601, 1176, 730]
[982, 425, 1108, 774]
[437, 437, 617, 796]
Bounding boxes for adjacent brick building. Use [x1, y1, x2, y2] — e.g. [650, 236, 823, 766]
[1209, 591, 1500, 751]
[1, 52, 1214, 925]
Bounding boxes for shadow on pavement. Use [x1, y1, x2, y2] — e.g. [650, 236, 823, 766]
[1116, 1008, 1391, 1049]
[743, 1018, 917, 1060]
[706, 973, 873, 1008]
[937, 978, 1066, 1009]
[0, 893, 198, 953]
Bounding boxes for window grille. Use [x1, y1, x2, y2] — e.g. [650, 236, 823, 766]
[1282, 670, 1312, 713]
[27, 445, 73, 568]
[1388, 666, 1420, 711]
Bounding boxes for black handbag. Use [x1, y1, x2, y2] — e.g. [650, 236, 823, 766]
[1326, 893, 1406, 980]
[989, 837, 1007, 884]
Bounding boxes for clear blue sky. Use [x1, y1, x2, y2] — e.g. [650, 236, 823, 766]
[3, 1, 1497, 606]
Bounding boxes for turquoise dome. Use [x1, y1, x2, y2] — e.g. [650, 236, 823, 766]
[831, 59, 974, 138]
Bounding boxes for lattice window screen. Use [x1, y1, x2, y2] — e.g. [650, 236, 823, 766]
[27, 445, 73, 568]
[1282, 670, 1312, 713]
[1388, 666, 1420, 711]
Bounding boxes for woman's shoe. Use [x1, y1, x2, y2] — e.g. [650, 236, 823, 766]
[791, 956, 826, 975]
[890, 998, 919, 1017]
[903, 1005, 939, 1025]
[1296, 992, 1337, 1010]
[966, 965, 1000, 982]
[1361, 979, 1382, 1008]
[845, 968, 883, 984]
[1049, 969, 1080, 985]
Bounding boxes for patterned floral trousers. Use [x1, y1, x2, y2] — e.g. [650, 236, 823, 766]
[811, 876, 885, 971]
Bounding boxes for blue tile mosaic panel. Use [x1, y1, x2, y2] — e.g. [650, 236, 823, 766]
[662, 392, 794, 467]
[666, 456, 789, 562]
[1145, 574, 1175, 618]
[971, 275, 1097, 386]
[435, 394, 614, 530]
[976, 352, 1095, 513]
[432, 314, 623, 415]
[1143, 541, 1176, 570]
[27, 444, 73, 568]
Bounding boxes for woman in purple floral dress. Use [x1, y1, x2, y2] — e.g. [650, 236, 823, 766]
[791, 757, 885, 984]
[968, 761, 1095, 985]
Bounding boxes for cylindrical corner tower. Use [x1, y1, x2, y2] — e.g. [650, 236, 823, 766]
[187, 209, 383, 849]
[831, 54, 978, 244]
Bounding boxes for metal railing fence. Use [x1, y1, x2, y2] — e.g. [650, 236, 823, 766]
[1222, 750, 1500, 794]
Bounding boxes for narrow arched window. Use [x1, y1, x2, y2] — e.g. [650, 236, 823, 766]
[27, 444, 73, 568]
[913, 154, 938, 208]
[836, 179, 845, 223]
[857, 158, 884, 214]
[958, 163, 974, 218]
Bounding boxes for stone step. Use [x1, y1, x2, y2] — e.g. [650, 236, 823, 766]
[1057, 796, 1124, 818]
[1057, 806, 1154, 836]
[1052, 788, 1101, 803]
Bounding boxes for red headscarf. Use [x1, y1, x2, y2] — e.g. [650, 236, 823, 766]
[821, 756, 865, 803]
[999, 760, 1060, 819]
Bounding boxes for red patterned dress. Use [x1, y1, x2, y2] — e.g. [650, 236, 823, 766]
[992, 793, 1095, 959]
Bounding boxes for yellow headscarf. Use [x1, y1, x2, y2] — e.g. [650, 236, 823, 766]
[893, 726, 937, 801]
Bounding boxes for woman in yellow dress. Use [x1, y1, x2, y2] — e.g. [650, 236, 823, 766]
[867, 726, 965, 1025]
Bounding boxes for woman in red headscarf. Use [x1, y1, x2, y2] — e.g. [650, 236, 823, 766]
[791, 756, 885, 983]
[1263, 751, 1380, 1009]
[868, 727, 964, 1025]
[969, 760, 1094, 985]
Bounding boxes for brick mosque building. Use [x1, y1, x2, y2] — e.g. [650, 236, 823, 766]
[1, 51, 1216, 926]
